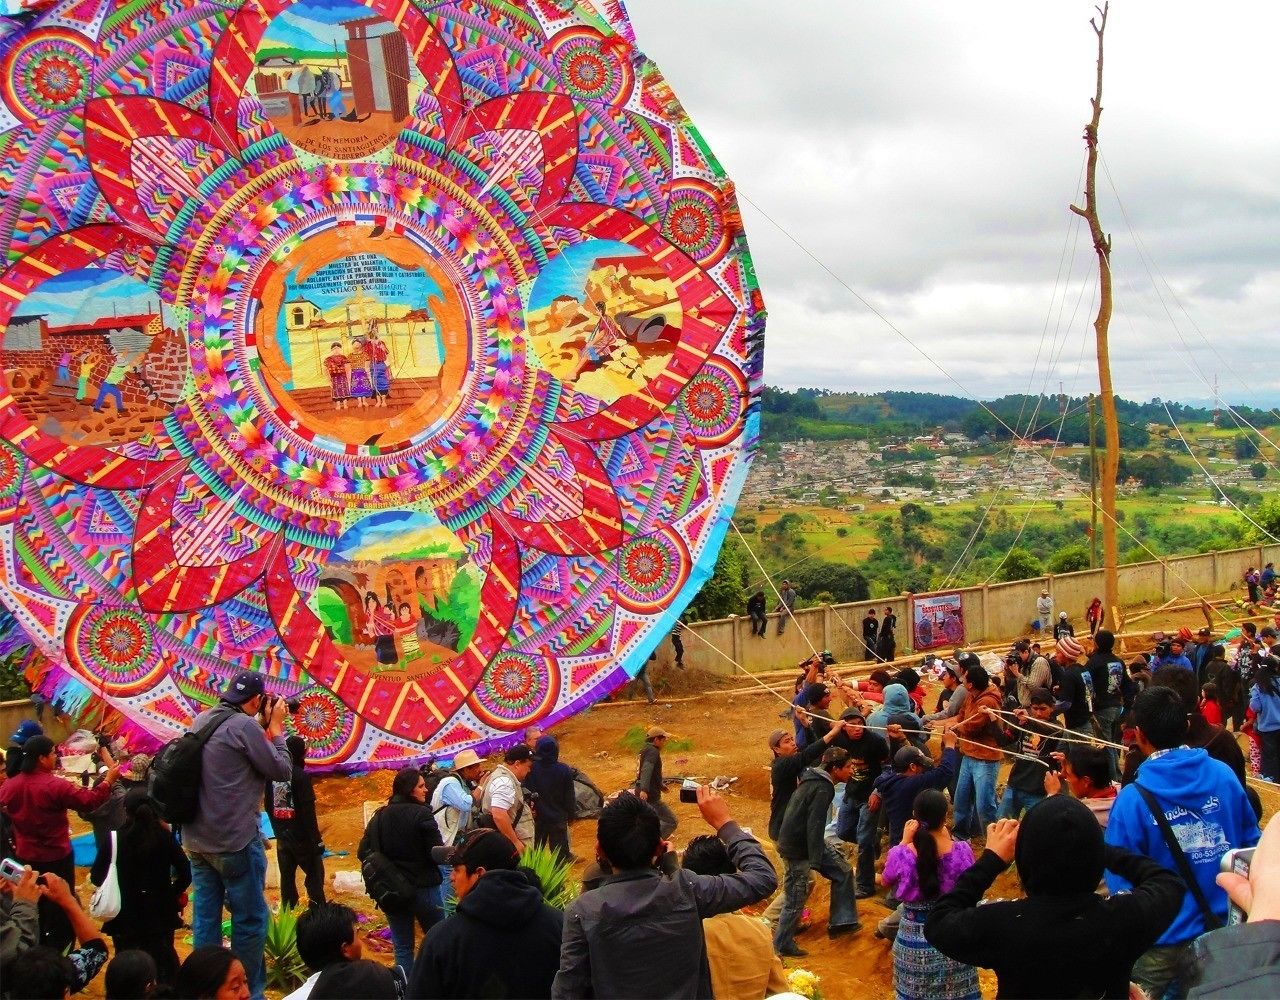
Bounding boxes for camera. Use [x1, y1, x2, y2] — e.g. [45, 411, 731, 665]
[1220, 847, 1254, 924]
[259, 695, 301, 719]
[678, 779, 700, 804]
[0, 858, 24, 884]
[1154, 639, 1172, 659]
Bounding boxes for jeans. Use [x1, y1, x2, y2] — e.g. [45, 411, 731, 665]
[651, 799, 678, 840]
[998, 787, 1046, 819]
[277, 839, 326, 910]
[189, 838, 270, 1000]
[953, 756, 999, 838]
[1259, 728, 1280, 782]
[835, 794, 879, 892]
[1131, 942, 1194, 1000]
[750, 612, 766, 636]
[386, 884, 443, 973]
[1094, 705, 1123, 780]
[774, 846, 859, 953]
[16, 851, 75, 953]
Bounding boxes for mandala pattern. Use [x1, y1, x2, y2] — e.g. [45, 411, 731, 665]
[0, 0, 764, 771]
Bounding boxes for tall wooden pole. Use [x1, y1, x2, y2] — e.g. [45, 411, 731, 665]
[1089, 392, 1099, 568]
[1070, 3, 1120, 628]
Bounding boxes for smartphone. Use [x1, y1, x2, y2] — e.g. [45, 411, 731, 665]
[1220, 847, 1254, 925]
[678, 779, 699, 804]
[0, 857, 24, 884]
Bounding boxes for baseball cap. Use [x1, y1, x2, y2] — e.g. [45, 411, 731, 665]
[453, 749, 482, 769]
[1029, 687, 1055, 706]
[768, 729, 790, 749]
[431, 827, 520, 870]
[1198, 626, 1212, 636]
[1059, 612, 1068, 620]
[955, 651, 981, 671]
[839, 707, 865, 722]
[504, 744, 534, 763]
[893, 745, 930, 771]
[1011, 639, 1031, 654]
[223, 670, 265, 705]
[799, 682, 831, 705]
[9, 719, 43, 746]
[646, 725, 673, 740]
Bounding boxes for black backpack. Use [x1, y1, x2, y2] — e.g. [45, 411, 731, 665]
[148, 709, 235, 825]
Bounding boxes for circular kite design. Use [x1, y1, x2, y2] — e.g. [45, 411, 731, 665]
[0, 0, 764, 771]
[66, 607, 162, 697]
[662, 180, 731, 267]
[615, 530, 690, 614]
[0, 29, 94, 121]
[551, 28, 633, 105]
[288, 687, 362, 766]
[472, 650, 559, 728]
[682, 359, 748, 448]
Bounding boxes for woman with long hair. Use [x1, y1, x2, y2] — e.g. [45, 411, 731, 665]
[0, 734, 119, 952]
[102, 788, 191, 989]
[880, 789, 979, 1000]
[356, 767, 444, 972]
[1249, 657, 1280, 781]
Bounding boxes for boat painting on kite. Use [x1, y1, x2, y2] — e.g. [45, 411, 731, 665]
[0, 0, 765, 770]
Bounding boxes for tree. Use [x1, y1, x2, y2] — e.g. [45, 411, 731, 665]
[761, 512, 805, 555]
[1048, 543, 1091, 574]
[1250, 462, 1267, 480]
[996, 547, 1044, 583]
[683, 540, 748, 622]
[787, 560, 870, 605]
[1235, 433, 1260, 460]
[1256, 494, 1280, 538]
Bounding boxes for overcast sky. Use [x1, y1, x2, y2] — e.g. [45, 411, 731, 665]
[625, 1, 1280, 407]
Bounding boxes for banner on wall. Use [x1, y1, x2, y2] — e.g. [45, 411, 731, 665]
[912, 592, 965, 651]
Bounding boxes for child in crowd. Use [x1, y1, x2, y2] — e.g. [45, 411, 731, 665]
[880, 790, 979, 1000]
[1044, 746, 1119, 829]
[1199, 682, 1223, 727]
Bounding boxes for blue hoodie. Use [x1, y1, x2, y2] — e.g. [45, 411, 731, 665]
[1105, 747, 1259, 945]
[866, 684, 917, 731]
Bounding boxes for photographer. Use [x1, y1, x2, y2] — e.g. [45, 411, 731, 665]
[183, 669, 292, 1000]
[1005, 639, 1053, 709]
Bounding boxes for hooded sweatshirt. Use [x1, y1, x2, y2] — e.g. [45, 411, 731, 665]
[776, 767, 837, 866]
[866, 684, 917, 733]
[407, 867, 563, 999]
[1105, 747, 1260, 945]
[524, 735, 576, 826]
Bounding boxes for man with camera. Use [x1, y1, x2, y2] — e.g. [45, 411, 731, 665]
[1005, 639, 1053, 708]
[183, 670, 293, 1000]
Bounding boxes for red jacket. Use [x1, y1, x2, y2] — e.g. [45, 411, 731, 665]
[0, 770, 112, 862]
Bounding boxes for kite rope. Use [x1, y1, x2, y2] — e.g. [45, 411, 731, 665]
[730, 519, 821, 660]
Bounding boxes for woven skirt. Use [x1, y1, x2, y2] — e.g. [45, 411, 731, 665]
[892, 903, 980, 1000]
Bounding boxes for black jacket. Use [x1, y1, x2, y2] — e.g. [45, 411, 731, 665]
[102, 826, 191, 937]
[925, 846, 1184, 999]
[1059, 663, 1093, 729]
[265, 763, 321, 852]
[768, 739, 829, 842]
[635, 742, 663, 800]
[776, 768, 835, 867]
[1187, 919, 1280, 998]
[359, 798, 444, 888]
[407, 868, 563, 999]
[524, 736, 576, 826]
[872, 747, 957, 846]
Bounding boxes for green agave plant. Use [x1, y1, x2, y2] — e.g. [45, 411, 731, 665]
[264, 904, 309, 991]
[518, 843, 580, 909]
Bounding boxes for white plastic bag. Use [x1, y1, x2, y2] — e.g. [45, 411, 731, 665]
[89, 831, 121, 921]
[331, 870, 366, 894]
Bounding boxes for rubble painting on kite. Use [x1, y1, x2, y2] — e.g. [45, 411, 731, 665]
[0, 0, 765, 771]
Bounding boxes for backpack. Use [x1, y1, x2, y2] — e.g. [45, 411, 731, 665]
[359, 808, 416, 912]
[148, 709, 235, 825]
[570, 767, 605, 819]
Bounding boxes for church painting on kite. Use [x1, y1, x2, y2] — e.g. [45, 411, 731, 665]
[0, 0, 766, 771]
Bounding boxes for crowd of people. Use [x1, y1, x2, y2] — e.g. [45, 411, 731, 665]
[3, 615, 1280, 999]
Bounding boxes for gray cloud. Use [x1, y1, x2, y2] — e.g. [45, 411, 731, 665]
[625, 0, 1280, 404]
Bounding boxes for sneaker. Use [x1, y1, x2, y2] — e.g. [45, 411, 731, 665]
[777, 946, 809, 958]
[828, 923, 862, 939]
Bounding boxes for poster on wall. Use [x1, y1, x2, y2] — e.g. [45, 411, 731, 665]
[912, 592, 965, 650]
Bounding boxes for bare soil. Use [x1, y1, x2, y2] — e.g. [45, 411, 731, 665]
[79, 597, 1280, 999]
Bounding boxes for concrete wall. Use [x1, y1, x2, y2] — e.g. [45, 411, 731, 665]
[678, 542, 1278, 676]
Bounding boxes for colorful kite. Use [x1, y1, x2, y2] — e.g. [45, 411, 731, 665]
[0, 0, 763, 769]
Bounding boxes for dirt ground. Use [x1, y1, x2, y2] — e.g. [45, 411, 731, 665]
[78, 597, 1280, 1000]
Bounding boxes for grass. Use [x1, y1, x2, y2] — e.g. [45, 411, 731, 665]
[620, 725, 694, 754]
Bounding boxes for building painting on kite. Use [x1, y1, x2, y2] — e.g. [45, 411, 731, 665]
[310, 509, 482, 677]
[248, 0, 421, 161]
[0, 269, 186, 446]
